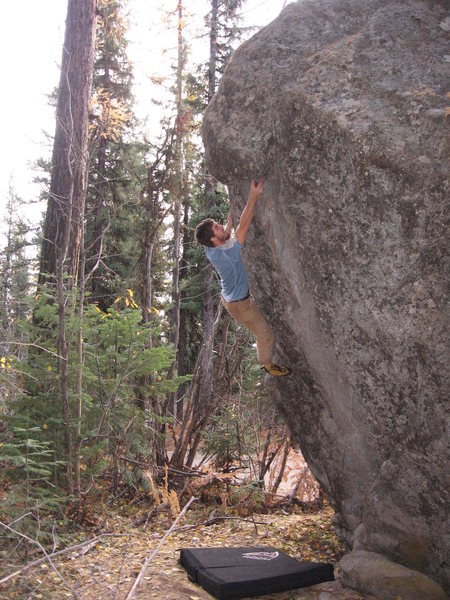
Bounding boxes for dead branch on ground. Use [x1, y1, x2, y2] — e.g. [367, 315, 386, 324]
[0, 519, 82, 598]
[0, 532, 125, 586]
[125, 495, 197, 600]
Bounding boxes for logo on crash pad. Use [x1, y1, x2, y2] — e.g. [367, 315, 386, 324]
[242, 551, 279, 561]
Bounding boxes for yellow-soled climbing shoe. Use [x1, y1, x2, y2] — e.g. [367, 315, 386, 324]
[261, 363, 292, 377]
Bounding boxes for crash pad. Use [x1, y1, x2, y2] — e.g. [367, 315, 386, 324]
[179, 546, 334, 599]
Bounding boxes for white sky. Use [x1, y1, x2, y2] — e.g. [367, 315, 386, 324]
[0, 0, 290, 231]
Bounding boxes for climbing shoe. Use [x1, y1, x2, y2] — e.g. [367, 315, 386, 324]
[262, 363, 292, 377]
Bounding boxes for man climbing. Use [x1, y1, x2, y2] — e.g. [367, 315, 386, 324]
[194, 179, 291, 377]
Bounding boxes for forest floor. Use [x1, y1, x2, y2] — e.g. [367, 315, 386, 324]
[0, 500, 377, 600]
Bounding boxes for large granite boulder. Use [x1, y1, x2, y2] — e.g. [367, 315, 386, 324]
[202, 0, 449, 597]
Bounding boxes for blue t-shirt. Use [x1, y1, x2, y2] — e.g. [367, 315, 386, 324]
[205, 235, 249, 302]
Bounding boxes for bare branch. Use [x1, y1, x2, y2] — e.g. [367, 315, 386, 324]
[125, 496, 196, 600]
[0, 519, 82, 598]
[0, 532, 124, 586]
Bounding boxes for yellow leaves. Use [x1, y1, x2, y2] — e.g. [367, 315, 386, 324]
[125, 289, 139, 309]
[1, 356, 12, 372]
[89, 88, 131, 142]
[147, 466, 180, 518]
[169, 490, 180, 518]
[150, 74, 166, 85]
[148, 474, 161, 506]
[162, 465, 170, 504]
[18, 502, 343, 599]
[113, 289, 139, 310]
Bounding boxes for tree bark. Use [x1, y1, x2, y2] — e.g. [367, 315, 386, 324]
[90, 10, 110, 307]
[169, 0, 184, 354]
[38, 0, 97, 495]
[176, 198, 190, 419]
[38, 0, 97, 286]
[271, 436, 291, 496]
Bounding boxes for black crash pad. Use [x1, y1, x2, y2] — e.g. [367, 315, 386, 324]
[179, 546, 334, 599]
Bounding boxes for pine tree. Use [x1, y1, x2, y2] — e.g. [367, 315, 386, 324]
[0, 185, 31, 350]
[86, 0, 144, 310]
[0, 185, 32, 417]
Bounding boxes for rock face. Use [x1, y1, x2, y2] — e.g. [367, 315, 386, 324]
[202, 0, 449, 597]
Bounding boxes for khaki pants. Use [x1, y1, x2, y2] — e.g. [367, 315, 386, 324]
[221, 295, 275, 366]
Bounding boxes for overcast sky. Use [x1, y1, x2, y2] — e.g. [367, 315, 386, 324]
[0, 0, 290, 231]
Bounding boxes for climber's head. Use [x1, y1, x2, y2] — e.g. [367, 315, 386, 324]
[195, 218, 230, 247]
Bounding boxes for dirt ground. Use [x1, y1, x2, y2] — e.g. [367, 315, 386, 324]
[1, 504, 378, 600]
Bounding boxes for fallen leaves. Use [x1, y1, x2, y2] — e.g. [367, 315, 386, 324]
[1, 505, 347, 599]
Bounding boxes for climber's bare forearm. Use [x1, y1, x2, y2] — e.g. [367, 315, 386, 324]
[225, 211, 233, 234]
[235, 179, 264, 244]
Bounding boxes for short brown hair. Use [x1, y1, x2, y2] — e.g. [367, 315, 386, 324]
[195, 218, 215, 247]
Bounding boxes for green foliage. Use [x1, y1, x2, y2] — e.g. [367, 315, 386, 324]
[230, 481, 265, 513]
[202, 406, 240, 469]
[1, 0, 283, 534]
[83, 303, 190, 426]
[2, 285, 190, 502]
[86, 0, 146, 311]
[0, 185, 33, 341]
[0, 417, 65, 519]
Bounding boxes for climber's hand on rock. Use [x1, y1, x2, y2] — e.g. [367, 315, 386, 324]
[250, 178, 264, 199]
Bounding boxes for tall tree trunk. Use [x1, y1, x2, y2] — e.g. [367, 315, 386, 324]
[170, 0, 184, 355]
[39, 0, 97, 286]
[142, 169, 157, 327]
[208, 0, 218, 100]
[162, 0, 185, 463]
[187, 0, 220, 440]
[170, 305, 224, 468]
[91, 11, 110, 306]
[91, 134, 107, 305]
[38, 0, 97, 494]
[74, 198, 86, 500]
[175, 192, 190, 420]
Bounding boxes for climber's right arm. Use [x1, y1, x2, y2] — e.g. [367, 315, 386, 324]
[235, 179, 264, 245]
